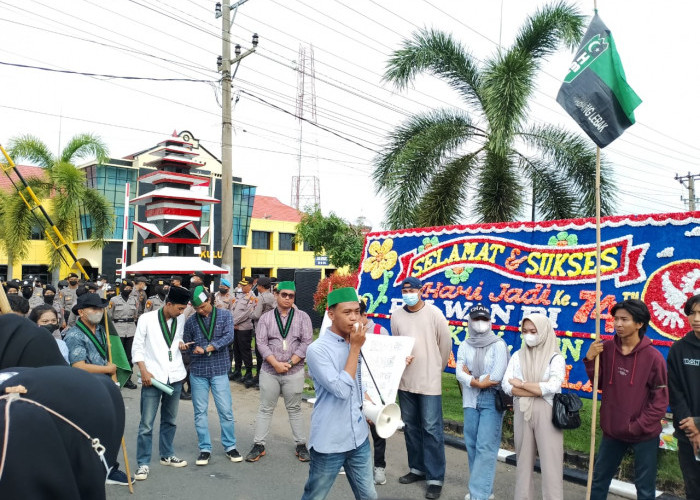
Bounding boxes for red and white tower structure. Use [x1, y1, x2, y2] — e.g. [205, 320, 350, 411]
[123, 136, 226, 276]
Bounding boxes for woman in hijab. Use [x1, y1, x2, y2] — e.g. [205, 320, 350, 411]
[456, 304, 509, 500]
[502, 313, 565, 500]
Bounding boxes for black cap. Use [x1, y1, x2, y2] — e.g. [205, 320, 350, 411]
[21, 280, 32, 288]
[45, 285, 56, 294]
[170, 275, 182, 282]
[67, 272, 79, 279]
[134, 276, 149, 284]
[58, 280, 68, 288]
[72, 293, 109, 315]
[257, 277, 272, 289]
[469, 303, 491, 320]
[401, 277, 422, 290]
[86, 282, 99, 291]
[97, 274, 108, 280]
[121, 279, 133, 287]
[166, 285, 190, 305]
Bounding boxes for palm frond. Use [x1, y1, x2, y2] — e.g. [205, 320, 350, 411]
[513, 1, 586, 60]
[471, 150, 522, 223]
[60, 133, 109, 164]
[50, 162, 87, 223]
[416, 151, 482, 227]
[81, 188, 114, 247]
[1, 193, 35, 263]
[519, 124, 616, 217]
[517, 154, 577, 221]
[384, 28, 483, 108]
[7, 134, 55, 168]
[373, 109, 480, 229]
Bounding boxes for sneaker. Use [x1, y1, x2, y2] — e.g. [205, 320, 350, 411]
[465, 495, 495, 500]
[295, 444, 310, 462]
[160, 456, 188, 467]
[124, 379, 137, 390]
[196, 451, 211, 466]
[425, 484, 442, 499]
[338, 466, 346, 475]
[106, 467, 130, 485]
[245, 443, 265, 462]
[134, 465, 149, 481]
[373, 466, 386, 485]
[399, 472, 425, 484]
[226, 448, 243, 462]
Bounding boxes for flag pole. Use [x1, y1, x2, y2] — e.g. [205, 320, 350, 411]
[585, 145, 602, 500]
[104, 315, 135, 494]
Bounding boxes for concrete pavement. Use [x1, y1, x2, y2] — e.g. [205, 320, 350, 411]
[107, 381, 624, 500]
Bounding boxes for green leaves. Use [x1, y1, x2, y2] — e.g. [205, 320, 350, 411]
[375, 2, 616, 227]
[296, 208, 365, 270]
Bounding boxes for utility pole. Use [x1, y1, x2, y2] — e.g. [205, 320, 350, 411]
[675, 172, 699, 211]
[216, 0, 256, 283]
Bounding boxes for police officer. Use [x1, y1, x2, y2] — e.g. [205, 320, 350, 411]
[214, 279, 235, 312]
[145, 280, 169, 312]
[96, 274, 109, 299]
[170, 275, 183, 288]
[25, 280, 44, 312]
[133, 276, 149, 320]
[4, 280, 20, 295]
[107, 279, 139, 389]
[42, 285, 63, 325]
[58, 273, 80, 324]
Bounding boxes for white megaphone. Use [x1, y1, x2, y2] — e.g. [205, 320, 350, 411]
[363, 402, 403, 439]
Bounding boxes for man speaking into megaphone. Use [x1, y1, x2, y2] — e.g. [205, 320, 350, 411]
[301, 287, 377, 500]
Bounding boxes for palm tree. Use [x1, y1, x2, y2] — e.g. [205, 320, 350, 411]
[374, 2, 616, 229]
[0, 133, 113, 271]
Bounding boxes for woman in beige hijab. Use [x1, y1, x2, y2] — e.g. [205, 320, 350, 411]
[502, 313, 566, 500]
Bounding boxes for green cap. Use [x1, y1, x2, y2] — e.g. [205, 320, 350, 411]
[277, 281, 295, 292]
[191, 285, 209, 307]
[327, 287, 359, 307]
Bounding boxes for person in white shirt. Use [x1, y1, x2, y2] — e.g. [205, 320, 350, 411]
[132, 285, 191, 481]
[502, 313, 565, 500]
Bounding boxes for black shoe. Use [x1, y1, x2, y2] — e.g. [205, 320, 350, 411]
[226, 448, 243, 462]
[124, 379, 137, 390]
[399, 472, 425, 484]
[240, 372, 253, 385]
[195, 452, 210, 466]
[425, 485, 442, 499]
[244, 375, 258, 389]
[245, 443, 265, 462]
[229, 371, 242, 382]
[295, 444, 310, 462]
[180, 390, 192, 401]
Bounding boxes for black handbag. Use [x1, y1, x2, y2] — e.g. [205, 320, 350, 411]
[552, 392, 583, 429]
[494, 386, 513, 412]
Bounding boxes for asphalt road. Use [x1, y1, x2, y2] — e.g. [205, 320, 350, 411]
[107, 381, 623, 500]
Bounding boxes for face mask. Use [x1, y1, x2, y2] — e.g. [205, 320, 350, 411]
[471, 320, 491, 334]
[22, 288, 33, 299]
[42, 323, 59, 334]
[86, 310, 104, 324]
[44, 294, 55, 305]
[122, 290, 132, 299]
[158, 290, 168, 299]
[219, 287, 229, 294]
[402, 293, 420, 307]
[523, 334, 539, 347]
[69, 280, 78, 286]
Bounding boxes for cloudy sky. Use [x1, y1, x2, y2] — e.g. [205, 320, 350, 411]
[0, 0, 697, 230]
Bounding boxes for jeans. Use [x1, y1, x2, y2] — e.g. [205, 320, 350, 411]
[191, 374, 237, 452]
[253, 369, 305, 445]
[301, 438, 377, 500]
[591, 435, 658, 500]
[398, 390, 445, 485]
[463, 390, 503, 500]
[136, 381, 182, 466]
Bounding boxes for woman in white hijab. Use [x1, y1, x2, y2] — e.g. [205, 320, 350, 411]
[502, 313, 566, 500]
[456, 304, 509, 500]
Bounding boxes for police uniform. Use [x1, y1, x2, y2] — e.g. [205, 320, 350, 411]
[28, 294, 44, 311]
[144, 294, 164, 313]
[214, 291, 235, 312]
[58, 287, 79, 323]
[107, 292, 138, 372]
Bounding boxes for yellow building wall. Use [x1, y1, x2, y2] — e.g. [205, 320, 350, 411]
[240, 217, 332, 278]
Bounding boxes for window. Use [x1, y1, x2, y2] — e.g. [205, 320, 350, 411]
[251, 231, 271, 250]
[30, 224, 45, 240]
[303, 240, 313, 252]
[279, 233, 296, 251]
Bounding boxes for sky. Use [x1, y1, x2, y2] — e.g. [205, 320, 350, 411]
[0, 0, 698, 232]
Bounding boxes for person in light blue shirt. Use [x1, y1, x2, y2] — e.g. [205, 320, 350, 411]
[302, 287, 377, 500]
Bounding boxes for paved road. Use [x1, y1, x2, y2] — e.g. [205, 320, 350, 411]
[108, 381, 623, 500]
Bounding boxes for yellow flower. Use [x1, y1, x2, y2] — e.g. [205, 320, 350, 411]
[362, 239, 398, 279]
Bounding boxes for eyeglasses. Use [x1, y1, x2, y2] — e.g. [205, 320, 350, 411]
[279, 292, 295, 299]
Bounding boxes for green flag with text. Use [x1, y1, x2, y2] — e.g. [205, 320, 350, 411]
[557, 14, 641, 148]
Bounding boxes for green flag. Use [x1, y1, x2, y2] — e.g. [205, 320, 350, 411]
[104, 315, 132, 388]
[557, 13, 641, 148]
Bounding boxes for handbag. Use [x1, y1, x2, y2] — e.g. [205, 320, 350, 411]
[552, 392, 583, 429]
[494, 386, 513, 412]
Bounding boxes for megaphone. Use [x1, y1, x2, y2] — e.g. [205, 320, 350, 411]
[363, 402, 403, 439]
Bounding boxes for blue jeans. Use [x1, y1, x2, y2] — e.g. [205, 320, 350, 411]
[191, 374, 237, 452]
[398, 390, 446, 485]
[591, 435, 658, 500]
[463, 390, 503, 500]
[301, 438, 377, 500]
[136, 381, 182, 466]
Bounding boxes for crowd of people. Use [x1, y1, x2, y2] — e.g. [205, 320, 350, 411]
[1, 271, 699, 500]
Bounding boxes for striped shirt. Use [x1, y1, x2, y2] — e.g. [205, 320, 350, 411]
[255, 305, 313, 376]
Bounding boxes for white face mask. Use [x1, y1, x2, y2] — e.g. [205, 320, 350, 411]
[471, 320, 491, 334]
[523, 334, 539, 347]
[86, 310, 104, 325]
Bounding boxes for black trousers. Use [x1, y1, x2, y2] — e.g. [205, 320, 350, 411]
[232, 328, 254, 374]
[120, 336, 133, 367]
[678, 437, 700, 500]
[370, 422, 387, 468]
